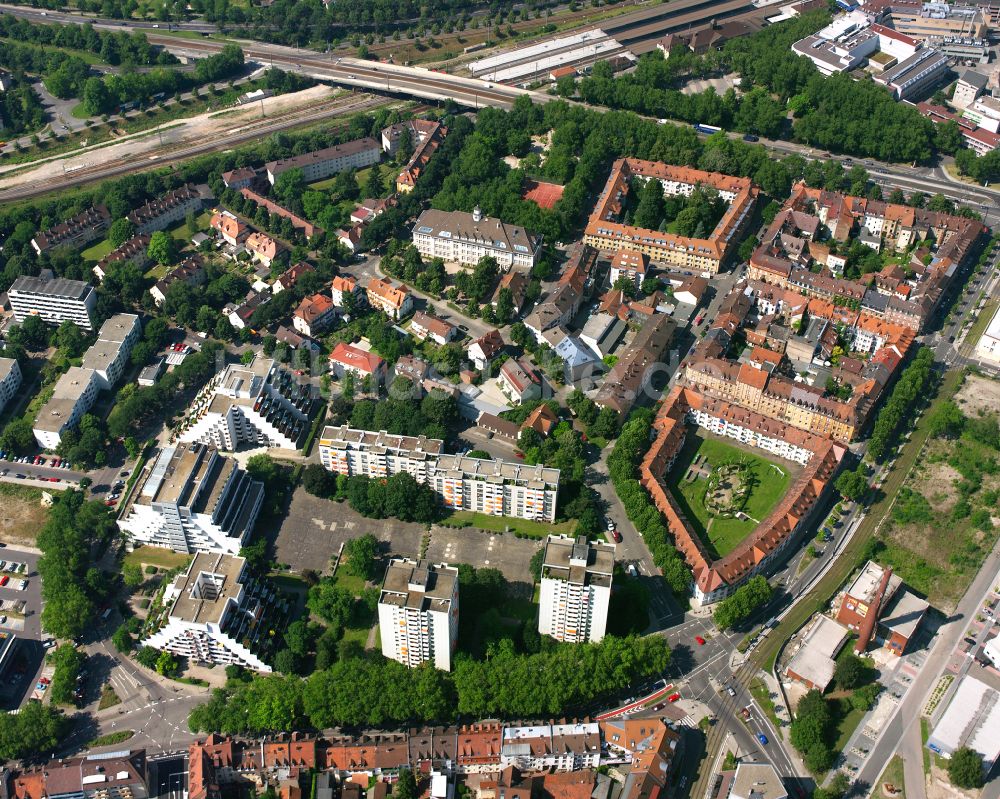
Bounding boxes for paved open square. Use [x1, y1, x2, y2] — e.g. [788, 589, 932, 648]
[425, 525, 543, 596]
[272, 487, 426, 573]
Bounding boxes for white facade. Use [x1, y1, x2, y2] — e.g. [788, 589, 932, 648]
[142, 553, 272, 672]
[378, 559, 458, 671]
[9, 274, 97, 330]
[33, 367, 100, 449]
[117, 443, 264, 554]
[317, 426, 560, 522]
[412, 207, 541, 271]
[538, 535, 614, 644]
[500, 723, 601, 771]
[318, 425, 443, 481]
[975, 303, 1000, 364]
[80, 313, 141, 390]
[266, 138, 381, 185]
[688, 408, 814, 466]
[178, 358, 315, 451]
[0, 358, 23, 418]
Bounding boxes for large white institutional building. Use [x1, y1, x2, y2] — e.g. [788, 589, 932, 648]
[117, 443, 264, 554]
[538, 535, 614, 644]
[377, 559, 459, 671]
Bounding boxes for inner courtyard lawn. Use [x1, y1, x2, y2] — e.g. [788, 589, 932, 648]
[666, 433, 792, 560]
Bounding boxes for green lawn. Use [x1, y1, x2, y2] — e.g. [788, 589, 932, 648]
[832, 699, 866, 754]
[144, 263, 169, 280]
[966, 300, 999, 349]
[169, 211, 212, 243]
[874, 755, 906, 799]
[81, 238, 114, 262]
[441, 510, 576, 539]
[331, 570, 367, 594]
[667, 434, 792, 559]
[124, 546, 193, 572]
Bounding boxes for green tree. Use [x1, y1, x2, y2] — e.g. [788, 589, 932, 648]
[342, 533, 379, 580]
[56, 320, 87, 358]
[147, 230, 178, 265]
[394, 770, 418, 799]
[713, 575, 771, 630]
[108, 217, 137, 248]
[834, 466, 868, 501]
[948, 747, 984, 789]
[834, 652, 868, 690]
[307, 580, 354, 629]
[302, 464, 335, 497]
[364, 163, 385, 198]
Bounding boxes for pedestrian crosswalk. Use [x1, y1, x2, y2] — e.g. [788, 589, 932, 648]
[677, 715, 698, 729]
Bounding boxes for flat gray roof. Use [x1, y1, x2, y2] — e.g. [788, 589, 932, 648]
[379, 559, 456, 613]
[9, 275, 92, 301]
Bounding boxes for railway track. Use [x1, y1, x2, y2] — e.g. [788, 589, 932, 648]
[0, 93, 390, 201]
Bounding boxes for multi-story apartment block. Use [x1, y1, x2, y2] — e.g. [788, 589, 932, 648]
[33, 366, 100, 449]
[9, 271, 97, 330]
[0, 358, 23, 418]
[412, 207, 542, 271]
[118, 443, 264, 554]
[150, 256, 207, 306]
[177, 358, 318, 451]
[127, 184, 210, 234]
[318, 426, 444, 480]
[30, 204, 111, 254]
[366, 277, 413, 320]
[317, 427, 560, 522]
[538, 535, 614, 643]
[265, 138, 381, 185]
[584, 159, 757, 274]
[93, 233, 152, 281]
[428, 454, 559, 522]
[80, 312, 141, 390]
[142, 552, 273, 671]
[500, 723, 601, 771]
[377, 559, 459, 671]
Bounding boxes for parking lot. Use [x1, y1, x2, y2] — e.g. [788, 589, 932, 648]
[0, 549, 46, 710]
[272, 487, 426, 573]
[424, 525, 541, 597]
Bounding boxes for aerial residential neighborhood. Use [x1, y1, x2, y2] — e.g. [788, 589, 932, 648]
[3, 1, 1000, 799]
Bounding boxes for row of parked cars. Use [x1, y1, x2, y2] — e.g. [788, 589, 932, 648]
[0, 451, 72, 469]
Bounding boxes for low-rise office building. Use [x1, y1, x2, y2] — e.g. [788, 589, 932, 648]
[142, 552, 274, 671]
[412, 207, 542, 271]
[118, 443, 264, 554]
[377, 559, 459, 671]
[873, 46, 950, 100]
[178, 358, 318, 451]
[9, 272, 97, 330]
[538, 535, 614, 644]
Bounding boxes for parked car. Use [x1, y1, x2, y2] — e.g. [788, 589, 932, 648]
[610, 529, 622, 543]
[695, 635, 706, 645]
[667, 693, 681, 702]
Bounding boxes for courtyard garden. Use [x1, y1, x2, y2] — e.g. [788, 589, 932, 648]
[667, 433, 793, 560]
